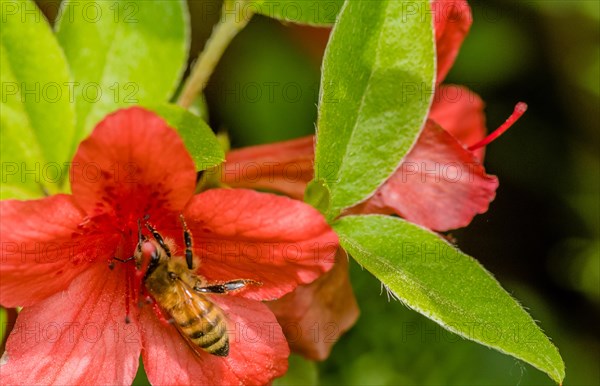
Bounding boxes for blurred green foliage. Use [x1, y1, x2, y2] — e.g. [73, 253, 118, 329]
[206, 16, 320, 146]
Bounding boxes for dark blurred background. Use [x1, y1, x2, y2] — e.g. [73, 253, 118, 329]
[27, 0, 600, 384]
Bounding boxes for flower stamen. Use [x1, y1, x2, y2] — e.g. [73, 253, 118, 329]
[468, 102, 528, 151]
[125, 267, 132, 324]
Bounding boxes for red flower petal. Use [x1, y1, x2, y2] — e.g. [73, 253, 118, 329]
[267, 251, 359, 360]
[0, 195, 116, 307]
[430, 85, 487, 160]
[353, 120, 498, 231]
[0, 264, 141, 385]
[224, 136, 315, 200]
[70, 107, 196, 225]
[140, 295, 289, 385]
[182, 189, 338, 301]
[433, 0, 472, 83]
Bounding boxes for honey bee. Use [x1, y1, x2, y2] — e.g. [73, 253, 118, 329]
[125, 215, 259, 357]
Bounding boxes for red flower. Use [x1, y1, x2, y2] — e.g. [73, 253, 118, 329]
[222, 0, 526, 359]
[0, 107, 338, 385]
[223, 84, 510, 232]
[224, 1, 528, 233]
[267, 250, 359, 360]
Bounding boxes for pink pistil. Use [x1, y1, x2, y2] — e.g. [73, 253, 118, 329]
[468, 102, 528, 151]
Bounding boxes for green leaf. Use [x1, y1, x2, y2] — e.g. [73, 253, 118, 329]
[54, 0, 190, 147]
[148, 104, 224, 171]
[0, 0, 76, 199]
[304, 179, 330, 215]
[333, 215, 565, 384]
[250, 0, 343, 25]
[314, 0, 435, 219]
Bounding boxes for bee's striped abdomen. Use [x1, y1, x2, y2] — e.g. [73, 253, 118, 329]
[170, 297, 229, 357]
[138, 221, 258, 359]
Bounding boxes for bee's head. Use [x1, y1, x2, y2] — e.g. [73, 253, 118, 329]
[135, 239, 165, 281]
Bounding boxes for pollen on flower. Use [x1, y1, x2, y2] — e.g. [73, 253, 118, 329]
[468, 102, 528, 151]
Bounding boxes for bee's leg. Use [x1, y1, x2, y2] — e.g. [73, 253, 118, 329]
[113, 256, 135, 263]
[179, 214, 194, 270]
[144, 220, 172, 258]
[108, 255, 135, 270]
[194, 279, 262, 294]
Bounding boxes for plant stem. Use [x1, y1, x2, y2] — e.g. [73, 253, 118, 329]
[177, 0, 254, 109]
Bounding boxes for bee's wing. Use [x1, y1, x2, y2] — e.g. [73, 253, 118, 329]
[169, 280, 229, 357]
